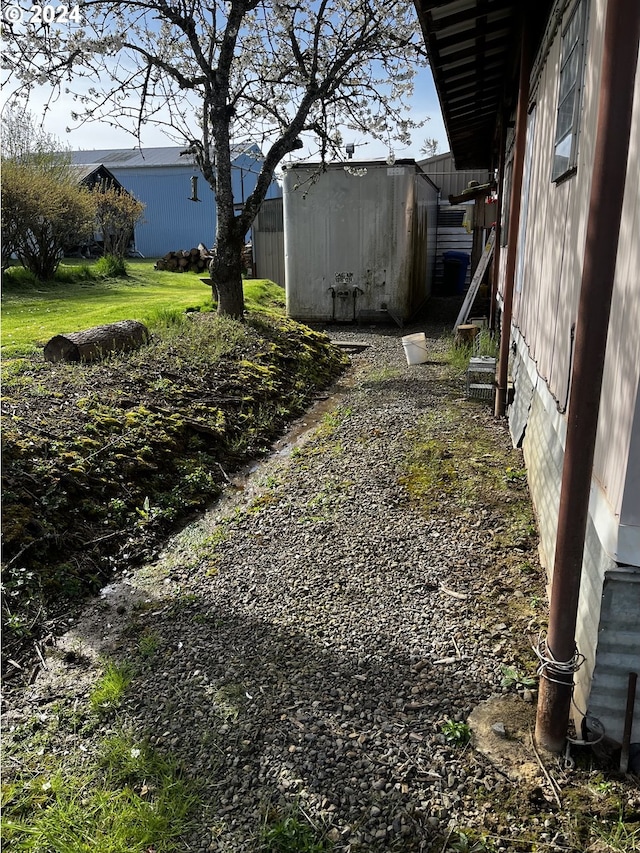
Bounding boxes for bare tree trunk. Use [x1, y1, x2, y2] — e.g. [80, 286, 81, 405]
[208, 232, 245, 318]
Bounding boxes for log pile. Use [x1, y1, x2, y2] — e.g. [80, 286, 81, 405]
[155, 245, 212, 273]
[43, 320, 150, 363]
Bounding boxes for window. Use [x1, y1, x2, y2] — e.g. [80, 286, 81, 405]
[552, 0, 588, 181]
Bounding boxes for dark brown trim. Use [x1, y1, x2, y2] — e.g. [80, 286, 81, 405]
[494, 12, 532, 417]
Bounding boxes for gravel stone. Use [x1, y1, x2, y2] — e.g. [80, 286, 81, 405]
[5, 322, 549, 852]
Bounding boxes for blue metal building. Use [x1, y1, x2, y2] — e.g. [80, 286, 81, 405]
[70, 145, 282, 258]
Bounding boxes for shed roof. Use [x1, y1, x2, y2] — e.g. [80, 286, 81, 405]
[69, 163, 124, 187]
[70, 144, 262, 169]
[414, 0, 552, 169]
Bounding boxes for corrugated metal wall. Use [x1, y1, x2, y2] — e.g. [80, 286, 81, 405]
[253, 197, 285, 286]
[418, 152, 491, 199]
[588, 568, 640, 745]
[107, 166, 217, 257]
[93, 154, 282, 258]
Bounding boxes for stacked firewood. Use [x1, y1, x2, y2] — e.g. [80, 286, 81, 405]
[155, 245, 212, 273]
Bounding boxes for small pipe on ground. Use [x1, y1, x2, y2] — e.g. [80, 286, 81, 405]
[620, 672, 638, 774]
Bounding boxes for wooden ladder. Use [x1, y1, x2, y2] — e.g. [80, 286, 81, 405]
[452, 227, 496, 332]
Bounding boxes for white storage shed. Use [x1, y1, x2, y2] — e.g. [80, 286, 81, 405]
[282, 160, 439, 324]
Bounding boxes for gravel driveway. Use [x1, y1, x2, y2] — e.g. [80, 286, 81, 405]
[9, 322, 550, 852]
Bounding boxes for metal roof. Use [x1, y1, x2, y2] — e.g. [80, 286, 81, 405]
[69, 163, 123, 186]
[70, 144, 262, 169]
[414, 0, 552, 169]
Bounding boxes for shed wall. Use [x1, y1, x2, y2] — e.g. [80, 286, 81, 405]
[108, 165, 217, 257]
[283, 162, 438, 323]
[253, 197, 285, 287]
[73, 149, 282, 258]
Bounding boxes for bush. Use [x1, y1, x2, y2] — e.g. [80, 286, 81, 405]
[94, 254, 128, 278]
[1, 160, 95, 280]
[91, 182, 145, 259]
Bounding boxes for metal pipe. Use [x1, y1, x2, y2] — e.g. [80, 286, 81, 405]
[494, 14, 531, 417]
[535, 0, 640, 754]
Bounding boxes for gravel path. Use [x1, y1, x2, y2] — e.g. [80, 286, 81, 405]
[8, 322, 548, 852]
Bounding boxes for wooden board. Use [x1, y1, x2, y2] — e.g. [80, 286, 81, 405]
[453, 227, 496, 332]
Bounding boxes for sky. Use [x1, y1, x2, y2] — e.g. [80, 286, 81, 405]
[7, 65, 449, 162]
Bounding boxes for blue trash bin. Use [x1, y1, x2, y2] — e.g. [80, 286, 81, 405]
[443, 250, 470, 295]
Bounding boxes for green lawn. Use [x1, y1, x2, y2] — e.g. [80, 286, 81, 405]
[1, 260, 285, 356]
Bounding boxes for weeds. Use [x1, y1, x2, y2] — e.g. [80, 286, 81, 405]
[138, 630, 161, 658]
[441, 719, 471, 747]
[590, 813, 640, 852]
[500, 664, 537, 691]
[211, 683, 247, 722]
[90, 661, 133, 717]
[1, 731, 197, 852]
[447, 830, 497, 852]
[446, 329, 498, 374]
[93, 254, 128, 278]
[261, 804, 332, 853]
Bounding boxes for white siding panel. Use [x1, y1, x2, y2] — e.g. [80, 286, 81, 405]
[594, 57, 640, 523]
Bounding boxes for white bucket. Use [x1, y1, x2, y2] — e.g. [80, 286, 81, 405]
[401, 332, 428, 366]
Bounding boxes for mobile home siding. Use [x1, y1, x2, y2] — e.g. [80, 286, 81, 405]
[502, 0, 640, 741]
[505, 0, 640, 537]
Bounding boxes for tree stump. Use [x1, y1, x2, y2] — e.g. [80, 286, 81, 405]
[43, 320, 150, 363]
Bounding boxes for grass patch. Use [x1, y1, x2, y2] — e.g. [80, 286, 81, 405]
[399, 384, 543, 674]
[590, 814, 640, 852]
[1, 260, 214, 356]
[94, 254, 129, 279]
[447, 328, 499, 374]
[399, 405, 535, 535]
[138, 630, 161, 659]
[1, 258, 287, 356]
[90, 661, 134, 717]
[1, 730, 197, 853]
[261, 804, 333, 853]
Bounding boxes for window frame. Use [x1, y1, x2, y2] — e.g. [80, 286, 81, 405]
[551, 0, 589, 183]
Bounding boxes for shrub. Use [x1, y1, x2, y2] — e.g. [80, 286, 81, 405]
[94, 254, 128, 278]
[91, 182, 145, 259]
[1, 105, 96, 280]
[1, 160, 95, 280]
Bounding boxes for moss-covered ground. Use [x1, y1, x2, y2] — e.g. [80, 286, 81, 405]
[1, 279, 348, 677]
